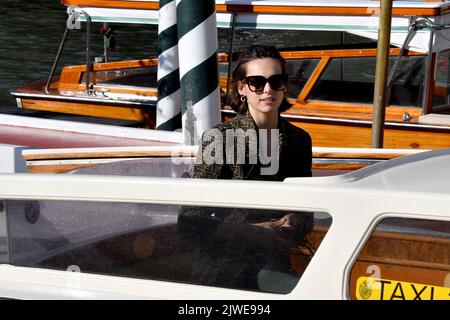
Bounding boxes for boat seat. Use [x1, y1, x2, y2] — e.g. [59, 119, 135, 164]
[65, 157, 195, 178]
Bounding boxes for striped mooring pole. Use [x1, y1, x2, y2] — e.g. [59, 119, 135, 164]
[156, 0, 181, 131]
[176, 0, 221, 145]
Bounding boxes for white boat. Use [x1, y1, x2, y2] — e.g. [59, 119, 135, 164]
[0, 147, 448, 299]
[1, 1, 448, 300]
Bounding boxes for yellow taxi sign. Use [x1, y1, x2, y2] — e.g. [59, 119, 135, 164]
[356, 276, 450, 300]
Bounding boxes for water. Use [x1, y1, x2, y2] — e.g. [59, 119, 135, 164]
[1, 1, 70, 116]
[0, 0, 351, 124]
[0, 0, 161, 123]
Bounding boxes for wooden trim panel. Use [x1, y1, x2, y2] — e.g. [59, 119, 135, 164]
[288, 119, 450, 149]
[297, 56, 330, 104]
[60, 0, 444, 17]
[286, 101, 423, 122]
[63, 58, 159, 73]
[61, 0, 159, 10]
[282, 48, 424, 60]
[22, 145, 417, 162]
[218, 4, 442, 17]
[20, 98, 154, 122]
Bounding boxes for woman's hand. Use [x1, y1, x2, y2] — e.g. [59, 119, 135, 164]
[254, 214, 293, 230]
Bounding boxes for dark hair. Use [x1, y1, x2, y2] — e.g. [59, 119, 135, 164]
[229, 44, 292, 114]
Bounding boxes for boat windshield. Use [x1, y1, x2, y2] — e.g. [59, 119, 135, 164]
[310, 55, 425, 107]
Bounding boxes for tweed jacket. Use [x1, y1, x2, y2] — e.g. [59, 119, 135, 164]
[194, 110, 312, 181]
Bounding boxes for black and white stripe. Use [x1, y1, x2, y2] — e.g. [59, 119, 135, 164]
[176, 0, 221, 144]
[156, 0, 181, 131]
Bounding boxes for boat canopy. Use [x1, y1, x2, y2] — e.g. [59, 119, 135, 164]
[67, 0, 450, 53]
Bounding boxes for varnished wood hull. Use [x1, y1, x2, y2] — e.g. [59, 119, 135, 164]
[287, 116, 450, 150]
[13, 93, 450, 150]
[223, 111, 450, 150]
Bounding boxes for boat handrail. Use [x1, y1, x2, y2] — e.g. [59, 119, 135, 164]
[387, 17, 450, 113]
[224, 12, 237, 105]
[45, 7, 93, 95]
[45, 30, 70, 94]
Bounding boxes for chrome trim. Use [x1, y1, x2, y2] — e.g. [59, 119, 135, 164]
[91, 83, 157, 90]
[313, 158, 380, 166]
[15, 98, 22, 109]
[422, 19, 434, 114]
[221, 108, 450, 130]
[280, 113, 450, 130]
[79, 9, 93, 93]
[225, 12, 237, 104]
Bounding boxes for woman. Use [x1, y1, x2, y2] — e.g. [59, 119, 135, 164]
[178, 44, 313, 292]
[196, 44, 312, 180]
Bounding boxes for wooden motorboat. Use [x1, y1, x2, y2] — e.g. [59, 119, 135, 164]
[10, 0, 450, 149]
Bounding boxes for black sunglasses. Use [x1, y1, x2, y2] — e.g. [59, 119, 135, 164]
[243, 74, 288, 92]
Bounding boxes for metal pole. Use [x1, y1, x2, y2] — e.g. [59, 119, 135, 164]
[225, 12, 237, 105]
[103, 23, 109, 63]
[387, 21, 416, 88]
[84, 11, 92, 92]
[371, 0, 393, 148]
[45, 28, 69, 94]
[421, 24, 435, 114]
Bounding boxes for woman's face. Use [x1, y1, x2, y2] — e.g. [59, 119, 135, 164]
[237, 58, 285, 118]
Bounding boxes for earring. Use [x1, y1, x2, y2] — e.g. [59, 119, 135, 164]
[240, 95, 247, 102]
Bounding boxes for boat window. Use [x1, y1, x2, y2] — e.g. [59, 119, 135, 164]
[348, 217, 450, 300]
[92, 67, 158, 88]
[285, 59, 320, 99]
[432, 49, 450, 110]
[66, 157, 195, 178]
[75, 22, 160, 89]
[309, 56, 425, 107]
[224, 29, 375, 52]
[0, 199, 331, 294]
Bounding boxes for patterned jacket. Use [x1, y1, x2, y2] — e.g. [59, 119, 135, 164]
[194, 110, 312, 181]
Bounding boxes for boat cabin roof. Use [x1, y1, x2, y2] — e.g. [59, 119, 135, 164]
[286, 148, 450, 195]
[64, 0, 450, 53]
[62, 0, 450, 11]
[218, 0, 450, 9]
